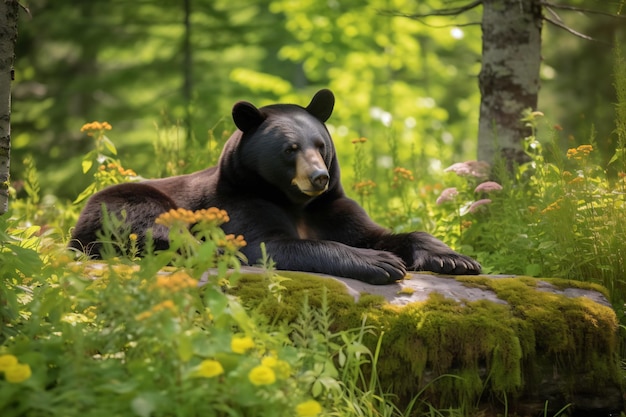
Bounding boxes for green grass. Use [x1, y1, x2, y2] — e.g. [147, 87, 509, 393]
[2, 59, 626, 415]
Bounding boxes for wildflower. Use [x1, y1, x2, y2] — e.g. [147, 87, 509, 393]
[436, 187, 458, 205]
[194, 359, 224, 378]
[219, 234, 247, 251]
[296, 400, 323, 417]
[353, 180, 376, 196]
[152, 300, 177, 313]
[156, 207, 230, 228]
[474, 181, 502, 193]
[231, 336, 255, 354]
[566, 144, 593, 160]
[541, 200, 561, 215]
[467, 199, 492, 213]
[351, 137, 367, 144]
[4, 363, 32, 383]
[129, 233, 138, 242]
[80, 121, 112, 135]
[135, 311, 153, 321]
[260, 353, 291, 379]
[391, 167, 415, 188]
[461, 220, 473, 230]
[136, 300, 177, 321]
[248, 365, 276, 386]
[261, 356, 277, 367]
[444, 161, 490, 179]
[154, 272, 198, 292]
[0, 354, 18, 371]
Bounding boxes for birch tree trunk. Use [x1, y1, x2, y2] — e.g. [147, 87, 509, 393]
[0, 0, 20, 214]
[477, 0, 543, 168]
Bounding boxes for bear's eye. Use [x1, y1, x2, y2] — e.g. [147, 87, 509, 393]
[284, 144, 298, 155]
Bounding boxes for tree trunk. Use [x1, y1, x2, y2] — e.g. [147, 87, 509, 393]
[0, 0, 20, 214]
[477, 0, 543, 168]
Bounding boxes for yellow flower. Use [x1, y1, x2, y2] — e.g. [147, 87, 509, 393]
[155, 207, 230, 228]
[80, 121, 112, 135]
[219, 234, 247, 251]
[248, 365, 276, 386]
[0, 354, 18, 371]
[261, 356, 277, 367]
[260, 355, 291, 378]
[135, 311, 153, 321]
[4, 363, 32, 383]
[296, 400, 323, 417]
[194, 359, 224, 378]
[152, 300, 177, 313]
[154, 272, 198, 292]
[231, 336, 255, 354]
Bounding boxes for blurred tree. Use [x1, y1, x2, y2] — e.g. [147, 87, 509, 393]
[477, 0, 541, 168]
[392, 0, 624, 169]
[0, 0, 21, 214]
[270, 0, 483, 174]
[11, 0, 290, 197]
[541, 2, 626, 164]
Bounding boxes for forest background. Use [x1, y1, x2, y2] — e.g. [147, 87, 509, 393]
[11, 0, 625, 201]
[2, 1, 626, 414]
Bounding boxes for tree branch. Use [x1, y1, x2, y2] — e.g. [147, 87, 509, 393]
[401, 18, 481, 29]
[379, 0, 482, 19]
[543, 15, 606, 43]
[540, 1, 626, 19]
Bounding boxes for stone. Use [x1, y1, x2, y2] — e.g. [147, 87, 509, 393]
[225, 268, 623, 417]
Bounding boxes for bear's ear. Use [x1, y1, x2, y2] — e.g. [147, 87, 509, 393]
[305, 89, 335, 123]
[232, 101, 266, 133]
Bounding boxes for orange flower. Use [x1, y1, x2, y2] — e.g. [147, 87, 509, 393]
[80, 121, 112, 135]
[154, 271, 198, 292]
[155, 207, 229, 227]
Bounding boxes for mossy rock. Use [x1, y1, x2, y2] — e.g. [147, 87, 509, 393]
[228, 268, 623, 416]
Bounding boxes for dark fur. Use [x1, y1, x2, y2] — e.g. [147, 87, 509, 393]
[69, 89, 481, 284]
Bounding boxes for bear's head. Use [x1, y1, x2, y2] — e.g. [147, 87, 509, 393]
[229, 89, 337, 205]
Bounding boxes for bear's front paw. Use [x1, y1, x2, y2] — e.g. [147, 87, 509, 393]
[411, 250, 481, 275]
[355, 248, 407, 285]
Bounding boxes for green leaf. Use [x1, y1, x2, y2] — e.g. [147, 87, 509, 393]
[73, 183, 97, 204]
[607, 148, 623, 165]
[177, 332, 194, 362]
[81, 159, 93, 174]
[525, 264, 542, 277]
[102, 136, 117, 155]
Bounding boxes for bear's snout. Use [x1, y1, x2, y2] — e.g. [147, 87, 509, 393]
[310, 169, 329, 190]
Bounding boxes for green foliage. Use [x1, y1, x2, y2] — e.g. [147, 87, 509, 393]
[4, 95, 625, 414]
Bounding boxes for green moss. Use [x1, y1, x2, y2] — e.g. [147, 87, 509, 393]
[229, 271, 621, 409]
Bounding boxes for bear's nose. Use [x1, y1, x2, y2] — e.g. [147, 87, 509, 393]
[310, 169, 329, 190]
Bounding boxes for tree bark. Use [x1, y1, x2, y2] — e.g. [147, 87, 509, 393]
[477, 0, 543, 168]
[0, 0, 19, 214]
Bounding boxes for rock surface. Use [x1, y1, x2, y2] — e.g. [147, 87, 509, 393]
[226, 268, 623, 417]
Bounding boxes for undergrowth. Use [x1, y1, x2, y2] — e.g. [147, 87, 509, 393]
[2, 52, 626, 417]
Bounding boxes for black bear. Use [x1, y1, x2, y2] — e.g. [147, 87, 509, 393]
[69, 89, 481, 284]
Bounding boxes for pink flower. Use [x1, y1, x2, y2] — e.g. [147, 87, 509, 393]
[436, 187, 458, 204]
[444, 161, 490, 179]
[467, 199, 492, 213]
[474, 181, 502, 193]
